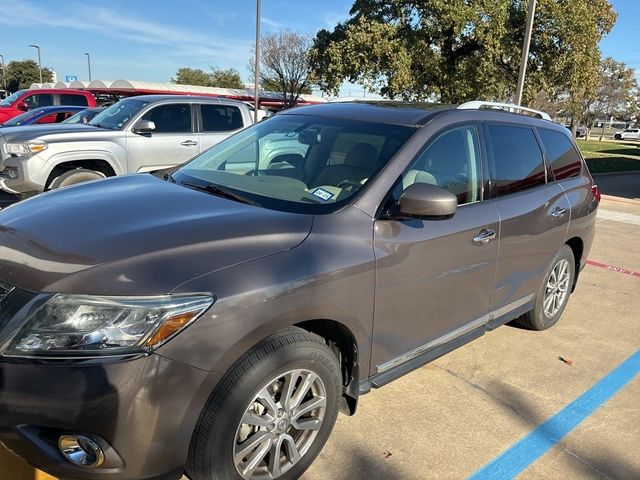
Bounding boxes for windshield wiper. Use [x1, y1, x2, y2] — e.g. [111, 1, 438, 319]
[180, 181, 261, 207]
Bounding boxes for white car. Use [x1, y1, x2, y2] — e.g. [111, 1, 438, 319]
[614, 128, 639, 140]
[0, 95, 253, 196]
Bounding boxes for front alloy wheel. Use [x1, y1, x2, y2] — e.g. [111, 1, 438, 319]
[186, 327, 341, 480]
[234, 369, 327, 479]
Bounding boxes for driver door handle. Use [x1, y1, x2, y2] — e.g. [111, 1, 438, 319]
[181, 140, 198, 147]
[551, 207, 568, 218]
[473, 228, 496, 245]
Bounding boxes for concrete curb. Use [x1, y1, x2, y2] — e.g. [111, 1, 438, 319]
[601, 194, 640, 206]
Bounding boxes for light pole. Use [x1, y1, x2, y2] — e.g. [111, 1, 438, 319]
[514, 0, 536, 106]
[254, 0, 261, 122]
[0, 54, 6, 94]
[85, 52, 92, 81]
[29, 44, 42, 83]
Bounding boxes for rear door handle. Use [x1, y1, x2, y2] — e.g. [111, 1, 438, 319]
[551, 207, 568, 218]
[181, 140, 198, 147]
[473, 228, 496, 245]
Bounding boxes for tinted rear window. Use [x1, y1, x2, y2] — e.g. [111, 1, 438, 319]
[486, 124, 546, 196]
[61, 94, 89, 106]
[201, 105, 243, 132]
[538, 129, 582, 180]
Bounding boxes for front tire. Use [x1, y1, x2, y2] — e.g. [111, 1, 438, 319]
[48, 168, 106, 190]
[513, 245, 575, 331]
[186, 327, 342, 480]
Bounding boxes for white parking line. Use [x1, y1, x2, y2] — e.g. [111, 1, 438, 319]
[597, 208, 640, 226]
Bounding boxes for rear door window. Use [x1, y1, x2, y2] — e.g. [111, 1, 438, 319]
[141, 104, 192, 133]
[486, 124, 546, 196]
[201, 105, 244, 132]
[538, 129, 582, 180]
[60, 94, 89, 106]
[24, 93, 54, 109]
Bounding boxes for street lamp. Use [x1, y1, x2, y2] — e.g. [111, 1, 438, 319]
[254, 0, 261, 122]
[85, 53, 92, 81]
[0, 54, 6, 94]
[29, 44, 42, 83]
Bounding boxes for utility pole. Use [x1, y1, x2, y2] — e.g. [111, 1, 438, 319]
[29, 44, 43, 83]
[515, 0, 536, 106]
[0, 54, 6, 95]
[85, 53, 92, 81]
[254, 0, 261, 122]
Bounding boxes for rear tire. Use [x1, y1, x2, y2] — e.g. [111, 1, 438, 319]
[48, 168, 106, 190]
[186, 327, 341, 480]
[513, 245, 575, 331]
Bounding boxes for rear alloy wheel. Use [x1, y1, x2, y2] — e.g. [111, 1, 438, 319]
[513, 245, 575, 330]
[48, 168, 106, 190]
[186, 327, 341, 480]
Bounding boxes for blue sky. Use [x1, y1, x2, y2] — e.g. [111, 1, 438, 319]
[0, 0, 637, 93]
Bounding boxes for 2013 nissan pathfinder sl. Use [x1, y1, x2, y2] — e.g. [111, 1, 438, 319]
[0, 101, 599, 480]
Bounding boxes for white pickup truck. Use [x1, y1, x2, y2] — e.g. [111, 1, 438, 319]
[0, 95, 253, 195]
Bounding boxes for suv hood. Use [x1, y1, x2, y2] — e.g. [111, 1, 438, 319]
[0, 124, 105, 142]
[0, 175, 313, 295]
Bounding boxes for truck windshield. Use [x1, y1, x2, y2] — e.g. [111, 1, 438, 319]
[173, 114, 416, 214]
[89, 98, 149, 130]
[0, 90, 26, 107]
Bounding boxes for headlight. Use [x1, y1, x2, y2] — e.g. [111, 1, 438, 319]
[5, 141, 48, 156]
[3, 294, 214, 356]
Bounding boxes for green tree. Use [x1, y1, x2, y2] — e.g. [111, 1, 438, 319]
[581, 58, 638, 136]
[172, 66, 245, 89]
[310, 0, 616, 111]
[251, 31, 315, 108]
[209, 67, 244, 89]
[172, 67, 212, 87]
[6, 60, 53, 92]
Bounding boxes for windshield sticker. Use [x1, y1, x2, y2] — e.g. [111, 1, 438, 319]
[311, 188, 334, 201]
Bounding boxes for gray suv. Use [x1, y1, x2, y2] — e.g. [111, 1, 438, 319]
[0, 101, 599, 480]
[0, 95, 253, 196]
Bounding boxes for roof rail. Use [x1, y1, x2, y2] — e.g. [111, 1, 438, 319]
[457, 101, 552, 121]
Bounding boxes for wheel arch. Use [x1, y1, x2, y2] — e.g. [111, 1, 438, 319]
[45, 159, 118, 189]
[565, 236, 584, 292]
[294, 319, 360, 416]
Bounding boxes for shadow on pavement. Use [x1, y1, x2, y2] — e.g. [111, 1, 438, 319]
[309, 444, 407, 480]
[593, 173, 640, 201]
[485, 380, 640, 479]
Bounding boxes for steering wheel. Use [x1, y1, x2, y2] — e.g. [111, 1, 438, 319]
[337, 179, 362, 190]
[244, 169, 261, 176]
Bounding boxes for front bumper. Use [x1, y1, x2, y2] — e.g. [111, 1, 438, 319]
[0, 353, 220, 480]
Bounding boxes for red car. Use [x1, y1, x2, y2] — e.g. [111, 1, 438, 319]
[0, 89, 96, 124]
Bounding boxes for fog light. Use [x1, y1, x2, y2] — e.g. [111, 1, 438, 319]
[58, 434, 105, 468]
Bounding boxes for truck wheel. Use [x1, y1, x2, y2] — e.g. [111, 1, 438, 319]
[513, 245, 575, 331]
[186, 327, 341, 480]
[48, 168, 106, 190]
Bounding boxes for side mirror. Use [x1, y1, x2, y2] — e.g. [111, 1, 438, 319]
[133, 119, 156, 134]
[394, 183, 457, 219]
[16, 101, 29, 111]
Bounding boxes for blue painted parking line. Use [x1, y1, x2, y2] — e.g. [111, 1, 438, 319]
[469, 349, 640, 480]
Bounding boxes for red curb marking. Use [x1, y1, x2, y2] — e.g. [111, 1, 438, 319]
[586, 259, 640, 278]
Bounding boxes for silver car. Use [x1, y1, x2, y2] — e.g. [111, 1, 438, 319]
[0, 95, 253, 195]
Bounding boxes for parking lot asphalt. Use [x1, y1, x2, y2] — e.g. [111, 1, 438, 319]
[1, 197, 638, 480]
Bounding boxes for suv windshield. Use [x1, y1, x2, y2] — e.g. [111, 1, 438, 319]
[89, 98, 149, 130]
[173, 114, 416, 214]
[0, 90, 26, 107]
